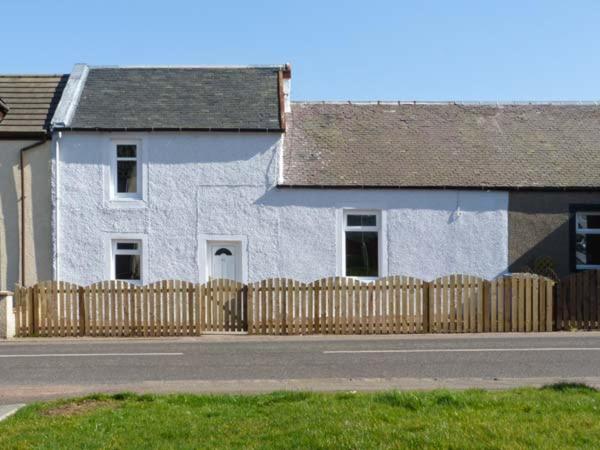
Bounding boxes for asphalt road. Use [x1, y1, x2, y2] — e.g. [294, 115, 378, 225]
[1, 332, 600, 403]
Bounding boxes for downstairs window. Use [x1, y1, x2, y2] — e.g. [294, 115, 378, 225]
[343, 211, 380, 278]
[574, 211, 600, 270]
[112, 240, 142, 281]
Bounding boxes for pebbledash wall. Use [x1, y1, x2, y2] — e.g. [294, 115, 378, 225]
[53, 131, 508, 285]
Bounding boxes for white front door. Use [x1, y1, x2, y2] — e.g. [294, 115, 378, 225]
[208, 243, 241, 281]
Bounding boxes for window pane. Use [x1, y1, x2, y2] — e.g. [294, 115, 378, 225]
[117, 144, 137, 158]
[577, 213, 600, 230]
[576, 234, 600, 266]
[115, 254, 140, 280]
[117, 160, 137, 193]
[345, 231, 378, 277]
[347, 214, 377, 227]
[117, 242, 138, 251]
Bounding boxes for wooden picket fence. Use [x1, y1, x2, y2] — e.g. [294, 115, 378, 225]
[555, 270, 600, 330]
[14, 279, 246, 337]
[13, 273, 554, 337]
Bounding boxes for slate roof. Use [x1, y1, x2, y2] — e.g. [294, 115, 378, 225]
[0, 75, 68, 136]
[68, 67, 284, 130]
[282, 102, 600, 189]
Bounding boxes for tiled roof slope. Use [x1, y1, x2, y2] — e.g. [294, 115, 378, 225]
[69, 67, 283, 130]
[283, 102, 600, 189]
[0, 75, 68, 136]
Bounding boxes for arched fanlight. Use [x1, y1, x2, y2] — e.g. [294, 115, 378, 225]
[215, 248, 233, 256]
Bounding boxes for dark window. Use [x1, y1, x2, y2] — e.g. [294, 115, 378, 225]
[347, 214, 377, 227]
[117, 144, 137, 158]
[114, 254, 140, 280]
[117, 242, 139, 250]
[345, 231, 378, 277]
[115, 144, 138, 195]
[215, 248, 233, 256]
[117, 161, 137, 193]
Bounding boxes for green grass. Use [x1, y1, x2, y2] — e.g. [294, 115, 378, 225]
[1, 384, 600, 449]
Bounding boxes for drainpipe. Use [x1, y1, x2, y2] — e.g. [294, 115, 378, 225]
[20, 138, 47, 286]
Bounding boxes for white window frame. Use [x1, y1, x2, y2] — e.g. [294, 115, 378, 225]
[108, 236, 145, 284]
[575, 211, 600, 270]
[340, 209, 384, 280]
[111, 140, 142, 201]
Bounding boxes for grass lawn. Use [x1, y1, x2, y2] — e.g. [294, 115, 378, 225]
[1, 384, 600, 449]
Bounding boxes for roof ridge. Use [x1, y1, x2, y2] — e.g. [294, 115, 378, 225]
[291, 100, 600, 106]
[88, 65, 286, 70]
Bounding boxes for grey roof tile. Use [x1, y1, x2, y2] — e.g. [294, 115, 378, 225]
[70, 67, 283, 130]
[283, 102, 600, 189]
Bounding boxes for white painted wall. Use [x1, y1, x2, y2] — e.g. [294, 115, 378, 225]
[56, 131, 508, 285]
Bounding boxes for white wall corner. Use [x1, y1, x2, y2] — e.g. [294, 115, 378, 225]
[51, 63, 89, 128]
[0, 293, 15, 339]
[277, 135, 285, 185]
[51, 134, 60, 281]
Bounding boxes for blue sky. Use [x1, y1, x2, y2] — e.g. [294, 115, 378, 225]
[4, 1, 600, 101]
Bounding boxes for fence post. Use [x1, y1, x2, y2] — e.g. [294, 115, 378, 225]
[29, 287, 37, 336]
[244, 284, 251, 334]
[482, 280, 490, 332]
[78, 286, 86, 336]
[196, 283, 203, 336]
[546, 280, 554, 332]
[314, 280, 321, 334]
[0, 291, 15, 339]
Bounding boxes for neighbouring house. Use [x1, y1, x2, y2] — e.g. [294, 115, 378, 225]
[284, 102, 600, 279]
[0, 98, 8, 120]
[2, 63, 599, 289]
[0, 74, 68, 290]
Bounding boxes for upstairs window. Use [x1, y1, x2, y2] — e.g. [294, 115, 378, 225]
[113, 143, 141, 199]
[112, 240, 142, 282]
[575, 211, 600, 270]
[343, 211, 380, 278]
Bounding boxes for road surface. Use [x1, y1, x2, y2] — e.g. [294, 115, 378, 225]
[1, 332, 600, 403]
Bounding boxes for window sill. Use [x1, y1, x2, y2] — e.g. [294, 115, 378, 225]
[114, 279, 143, 285]
[345, 276, 380, 283]
[106, 197, 147, 209]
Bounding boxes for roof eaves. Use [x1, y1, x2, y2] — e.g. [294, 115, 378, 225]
[59, 127, 285, 133]
[290, 100, 600, 106]
[276, 184, 600, 192]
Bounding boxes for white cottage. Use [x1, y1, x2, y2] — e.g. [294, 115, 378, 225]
[48, 64, 510, 286]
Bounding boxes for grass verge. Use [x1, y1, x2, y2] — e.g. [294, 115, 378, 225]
[1, 384, 599, 449]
